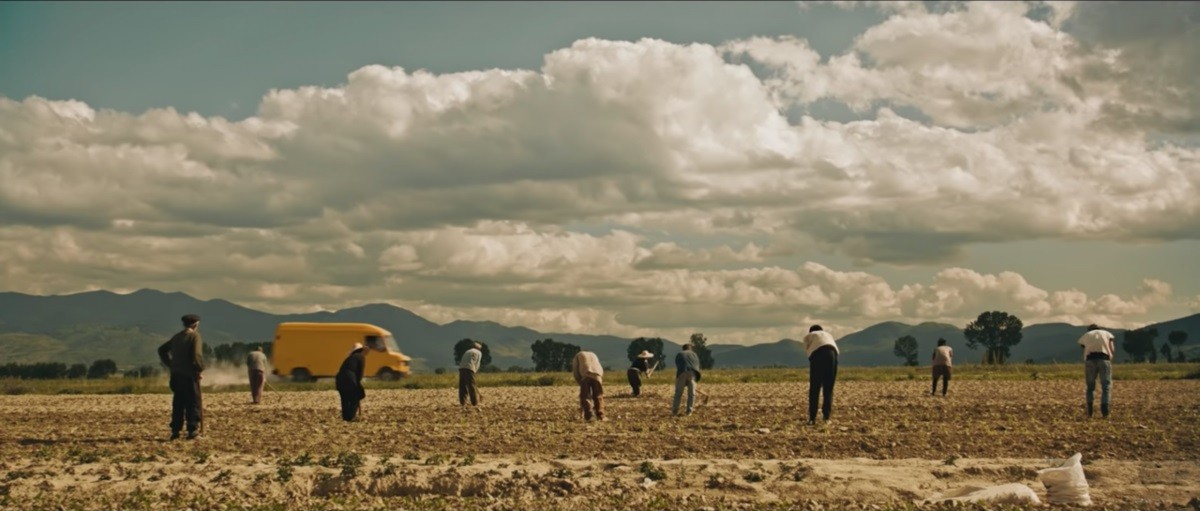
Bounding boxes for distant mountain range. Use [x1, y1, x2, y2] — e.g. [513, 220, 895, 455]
[0, 289, 1196, 371]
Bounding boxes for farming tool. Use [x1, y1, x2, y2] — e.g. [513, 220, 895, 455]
[196, 373, 205, 435]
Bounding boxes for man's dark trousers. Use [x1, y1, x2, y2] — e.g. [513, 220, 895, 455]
[459, 368, 478, 406]
[808, 346, 838, 422]
[169, 372, 202, 434]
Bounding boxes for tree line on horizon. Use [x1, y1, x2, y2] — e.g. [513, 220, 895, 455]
[892, 311, 1194, 366]
[0, 359, 156, 380]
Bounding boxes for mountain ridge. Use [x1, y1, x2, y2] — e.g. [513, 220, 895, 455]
[0, 289, 1196, 371]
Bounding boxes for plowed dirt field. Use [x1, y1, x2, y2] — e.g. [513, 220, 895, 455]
[2, 380, 1197, 510]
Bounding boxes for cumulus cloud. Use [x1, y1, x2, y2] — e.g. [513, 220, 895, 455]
[1065, 2, 1200, 133]
[732, 3, 1085, 127]
[0, 219, 1185, 344]
[1186, 295, 1200, 312]
[898, 270, 1173, 327]
[742, 2, 1200, 134]
[0, 11, 1196, 341]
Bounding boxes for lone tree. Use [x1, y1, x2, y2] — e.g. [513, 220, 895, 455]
[963, 311, 1023, 365]
[690, 333, 716, 369]
[893, 335, 919, 366]
[1122, 327, 1159, 363]
[531, 338, 580, 372]
[453, 338, 492, 367]
[1168, 330, 1188, 362]
[626, 337, 666, 365]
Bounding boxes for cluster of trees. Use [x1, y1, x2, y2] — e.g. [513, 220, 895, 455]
[527, 334, 717, 372]
[211, 342, 272, 366]
[890, 310, 1025, 366]
[530, 338, 581, 371]
[689, 333, 716, 369]
[123, 365, 162, 378]
[891, 310, 1193, 366]
[0, 359, 119, 380]
[448, 332, 719, 374]
[1123, 328, 1190, 363]
[0, 359, 165, 380]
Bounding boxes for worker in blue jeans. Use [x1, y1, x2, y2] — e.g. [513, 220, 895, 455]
[1077, 324, 1115, 418]
[672, 344, 701, 416]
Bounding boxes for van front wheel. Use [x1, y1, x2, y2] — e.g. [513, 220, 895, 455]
[376, 368, 399, 381]
[291, 368, 314, 383]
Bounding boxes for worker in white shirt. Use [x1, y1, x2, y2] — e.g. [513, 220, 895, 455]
[931, 338, 953, 396]
[1077, 324, 1115, 418]
[803, 325, 839, 425]
[458, 342, 482, 410]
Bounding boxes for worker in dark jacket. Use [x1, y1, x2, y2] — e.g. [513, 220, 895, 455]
[336, 343, 367, 421]
[157, 314, 205, 440]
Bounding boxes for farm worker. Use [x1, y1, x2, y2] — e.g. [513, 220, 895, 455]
[627, 350, 656, 397]
[672, 344, 701, 416]
[157, 313, 205, 440]
[246, 346, 269, 404]
[804, 325, 839, 425]
[571, 349, 605, 421]
[931, 339, 953, 396]
[336, 343, 367, 421]
[1077, 324, 1115, 418]
[458, 341, 482, 410]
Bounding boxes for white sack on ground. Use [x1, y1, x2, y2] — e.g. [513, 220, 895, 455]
[1038, 452, 1092, 506]
[925, 483, 1043, 505]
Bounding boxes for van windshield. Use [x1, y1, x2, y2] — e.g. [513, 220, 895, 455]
[384, 335, 400, 353]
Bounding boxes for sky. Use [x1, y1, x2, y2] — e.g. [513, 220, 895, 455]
[1, 1, 1198, 344]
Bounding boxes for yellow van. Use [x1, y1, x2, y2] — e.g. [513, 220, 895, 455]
[271, 322, 412, 382]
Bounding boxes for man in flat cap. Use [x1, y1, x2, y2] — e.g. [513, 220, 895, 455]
[158, 314, 206, 439]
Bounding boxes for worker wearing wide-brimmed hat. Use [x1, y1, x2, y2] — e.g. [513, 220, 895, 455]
[627, 350, 656, 397]
[335, 343, 367, 421]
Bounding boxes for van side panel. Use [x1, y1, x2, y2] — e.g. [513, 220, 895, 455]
[272, 323, 408, 378]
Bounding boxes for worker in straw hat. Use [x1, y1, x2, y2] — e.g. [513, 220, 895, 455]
[336, 343, 367, 421]
[627, 350, 656, 397]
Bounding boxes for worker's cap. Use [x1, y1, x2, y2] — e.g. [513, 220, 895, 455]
[636, 350, 654, 359]
[181, 314, 201, 325]
[349, 342, 365, 355]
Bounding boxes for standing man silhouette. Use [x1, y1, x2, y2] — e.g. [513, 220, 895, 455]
[158, 314, 205, 440]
